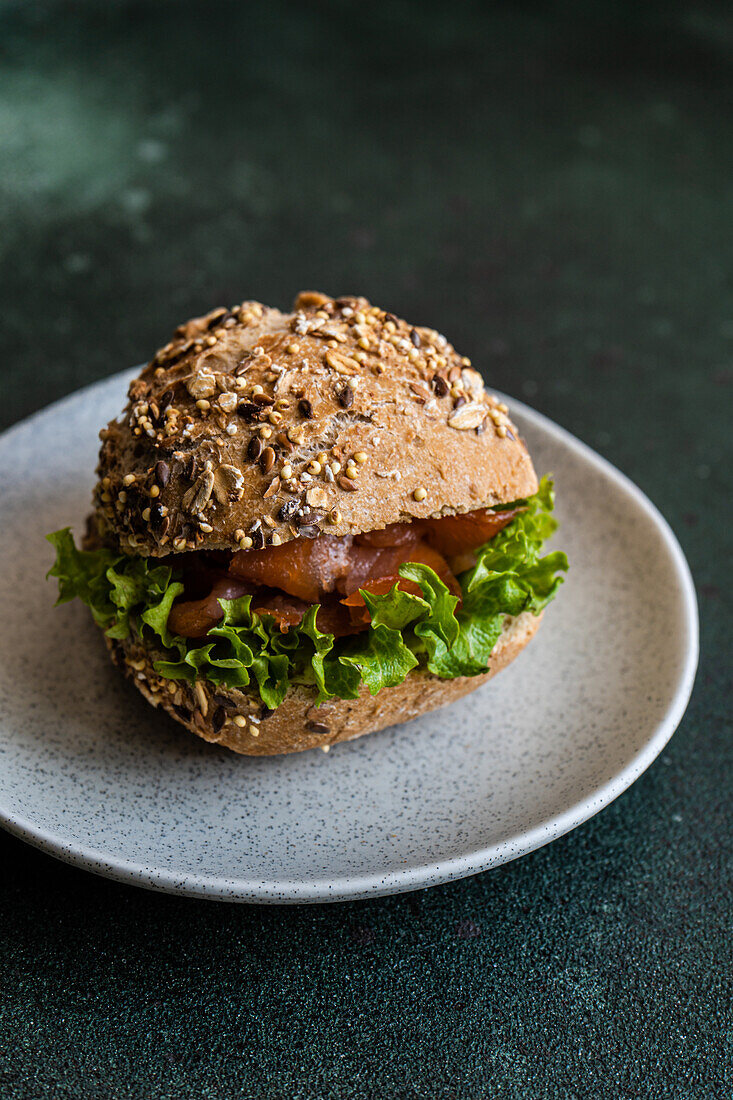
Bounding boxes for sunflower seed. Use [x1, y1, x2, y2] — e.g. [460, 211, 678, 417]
[182, 468, 214, 512]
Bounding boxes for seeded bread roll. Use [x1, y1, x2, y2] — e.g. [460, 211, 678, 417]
[109, 611, 541, 756]
[91, 291, 537, 556]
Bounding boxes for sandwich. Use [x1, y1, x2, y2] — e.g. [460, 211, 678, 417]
[48, 291, 567, 755]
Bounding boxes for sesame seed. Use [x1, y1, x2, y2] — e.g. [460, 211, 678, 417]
[271, 533, 282, 546]
[357, 337, 369, 350]
[281, 463, 293, 480]
[199, 521, 214, 533]
[413, 487, 427, 501]
[330, 461, 342, 475]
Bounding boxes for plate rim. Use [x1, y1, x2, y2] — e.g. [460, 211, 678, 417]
[0, 375, 699, 903]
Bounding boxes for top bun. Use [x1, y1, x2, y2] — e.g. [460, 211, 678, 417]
[93, 292, 538, 556]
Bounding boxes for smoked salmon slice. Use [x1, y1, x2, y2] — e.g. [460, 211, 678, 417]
[229, 536, 353, 603]
[168, 505, 520, 640]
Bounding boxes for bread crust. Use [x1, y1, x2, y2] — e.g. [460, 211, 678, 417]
[91, 292, 537, 557]
[107, 611, 541, 756]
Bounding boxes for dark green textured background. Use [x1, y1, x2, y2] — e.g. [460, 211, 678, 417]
[1, 2, 731, 1097]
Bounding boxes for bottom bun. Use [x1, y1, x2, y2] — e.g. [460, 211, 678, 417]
[107, 611, 542, 756]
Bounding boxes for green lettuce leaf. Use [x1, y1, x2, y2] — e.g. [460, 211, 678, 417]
[46, 477, 567, 709]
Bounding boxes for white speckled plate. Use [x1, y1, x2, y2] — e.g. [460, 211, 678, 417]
[0, 373, 698, 902]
